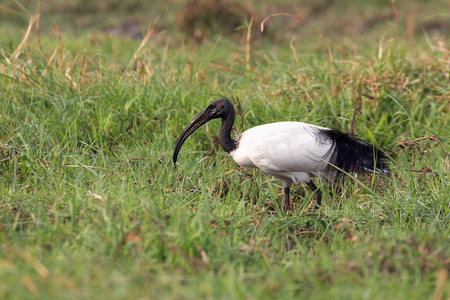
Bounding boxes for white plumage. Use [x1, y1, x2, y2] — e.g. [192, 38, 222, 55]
[231, 122, 335, 184]
[173, 98, 388, 212]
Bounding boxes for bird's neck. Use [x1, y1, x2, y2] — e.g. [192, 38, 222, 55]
[219, 108, 237, 153]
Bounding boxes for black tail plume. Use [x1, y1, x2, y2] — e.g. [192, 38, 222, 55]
[320, 129, 389, 177]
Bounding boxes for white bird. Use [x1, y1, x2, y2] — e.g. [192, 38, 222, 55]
[173, 98, 388, 212]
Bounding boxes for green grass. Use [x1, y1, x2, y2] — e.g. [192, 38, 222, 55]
[1, 1, 449, 299]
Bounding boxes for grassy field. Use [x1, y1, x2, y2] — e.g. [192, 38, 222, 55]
[1, 1, 449, 299]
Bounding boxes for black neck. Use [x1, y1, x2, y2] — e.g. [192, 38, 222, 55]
[218, 106, 236, 153]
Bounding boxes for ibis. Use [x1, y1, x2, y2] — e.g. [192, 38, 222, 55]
[173, 98, 388, 212]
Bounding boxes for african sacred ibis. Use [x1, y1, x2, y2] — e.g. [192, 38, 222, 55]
[173, 98, 388, 212]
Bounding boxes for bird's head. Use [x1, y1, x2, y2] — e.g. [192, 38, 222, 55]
[173, 98, 234, 165]
[204, 97, 234, 119]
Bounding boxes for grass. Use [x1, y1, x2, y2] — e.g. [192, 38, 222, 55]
[0, 1, 449, 299]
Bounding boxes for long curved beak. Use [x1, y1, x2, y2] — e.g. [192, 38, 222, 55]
[173, 108, 214, 165]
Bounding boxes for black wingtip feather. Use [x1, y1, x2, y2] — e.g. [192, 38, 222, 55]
[320, 129, 389, 177]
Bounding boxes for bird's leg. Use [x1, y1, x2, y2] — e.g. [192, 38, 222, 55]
[306, 181, 322, 209]
[283, 187, 290, 213]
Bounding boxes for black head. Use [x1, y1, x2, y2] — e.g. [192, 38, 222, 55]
[173, 98, 234, 165]
[205, 98, 234, 120]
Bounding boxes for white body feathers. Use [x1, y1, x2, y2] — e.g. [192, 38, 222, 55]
[230, 122, 337, 189]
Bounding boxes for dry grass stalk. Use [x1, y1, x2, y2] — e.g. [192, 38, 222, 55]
[289, 37, 299, 65]
[125, 24, 164, 79]
[399, 136, 450, 169]
[246, 17, 254, 72]
[9, 15, 38, 62]
[433, 268, 447, 300]
[390, 0, 401, 48]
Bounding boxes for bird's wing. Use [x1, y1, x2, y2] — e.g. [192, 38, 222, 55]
[232, 122, 333, 176]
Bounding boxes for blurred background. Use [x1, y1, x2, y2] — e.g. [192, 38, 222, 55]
[1, 0, 449, 53]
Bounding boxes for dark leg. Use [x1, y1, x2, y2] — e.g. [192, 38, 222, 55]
[283, 187, 290, 213]
[306, 181, 322, 209]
